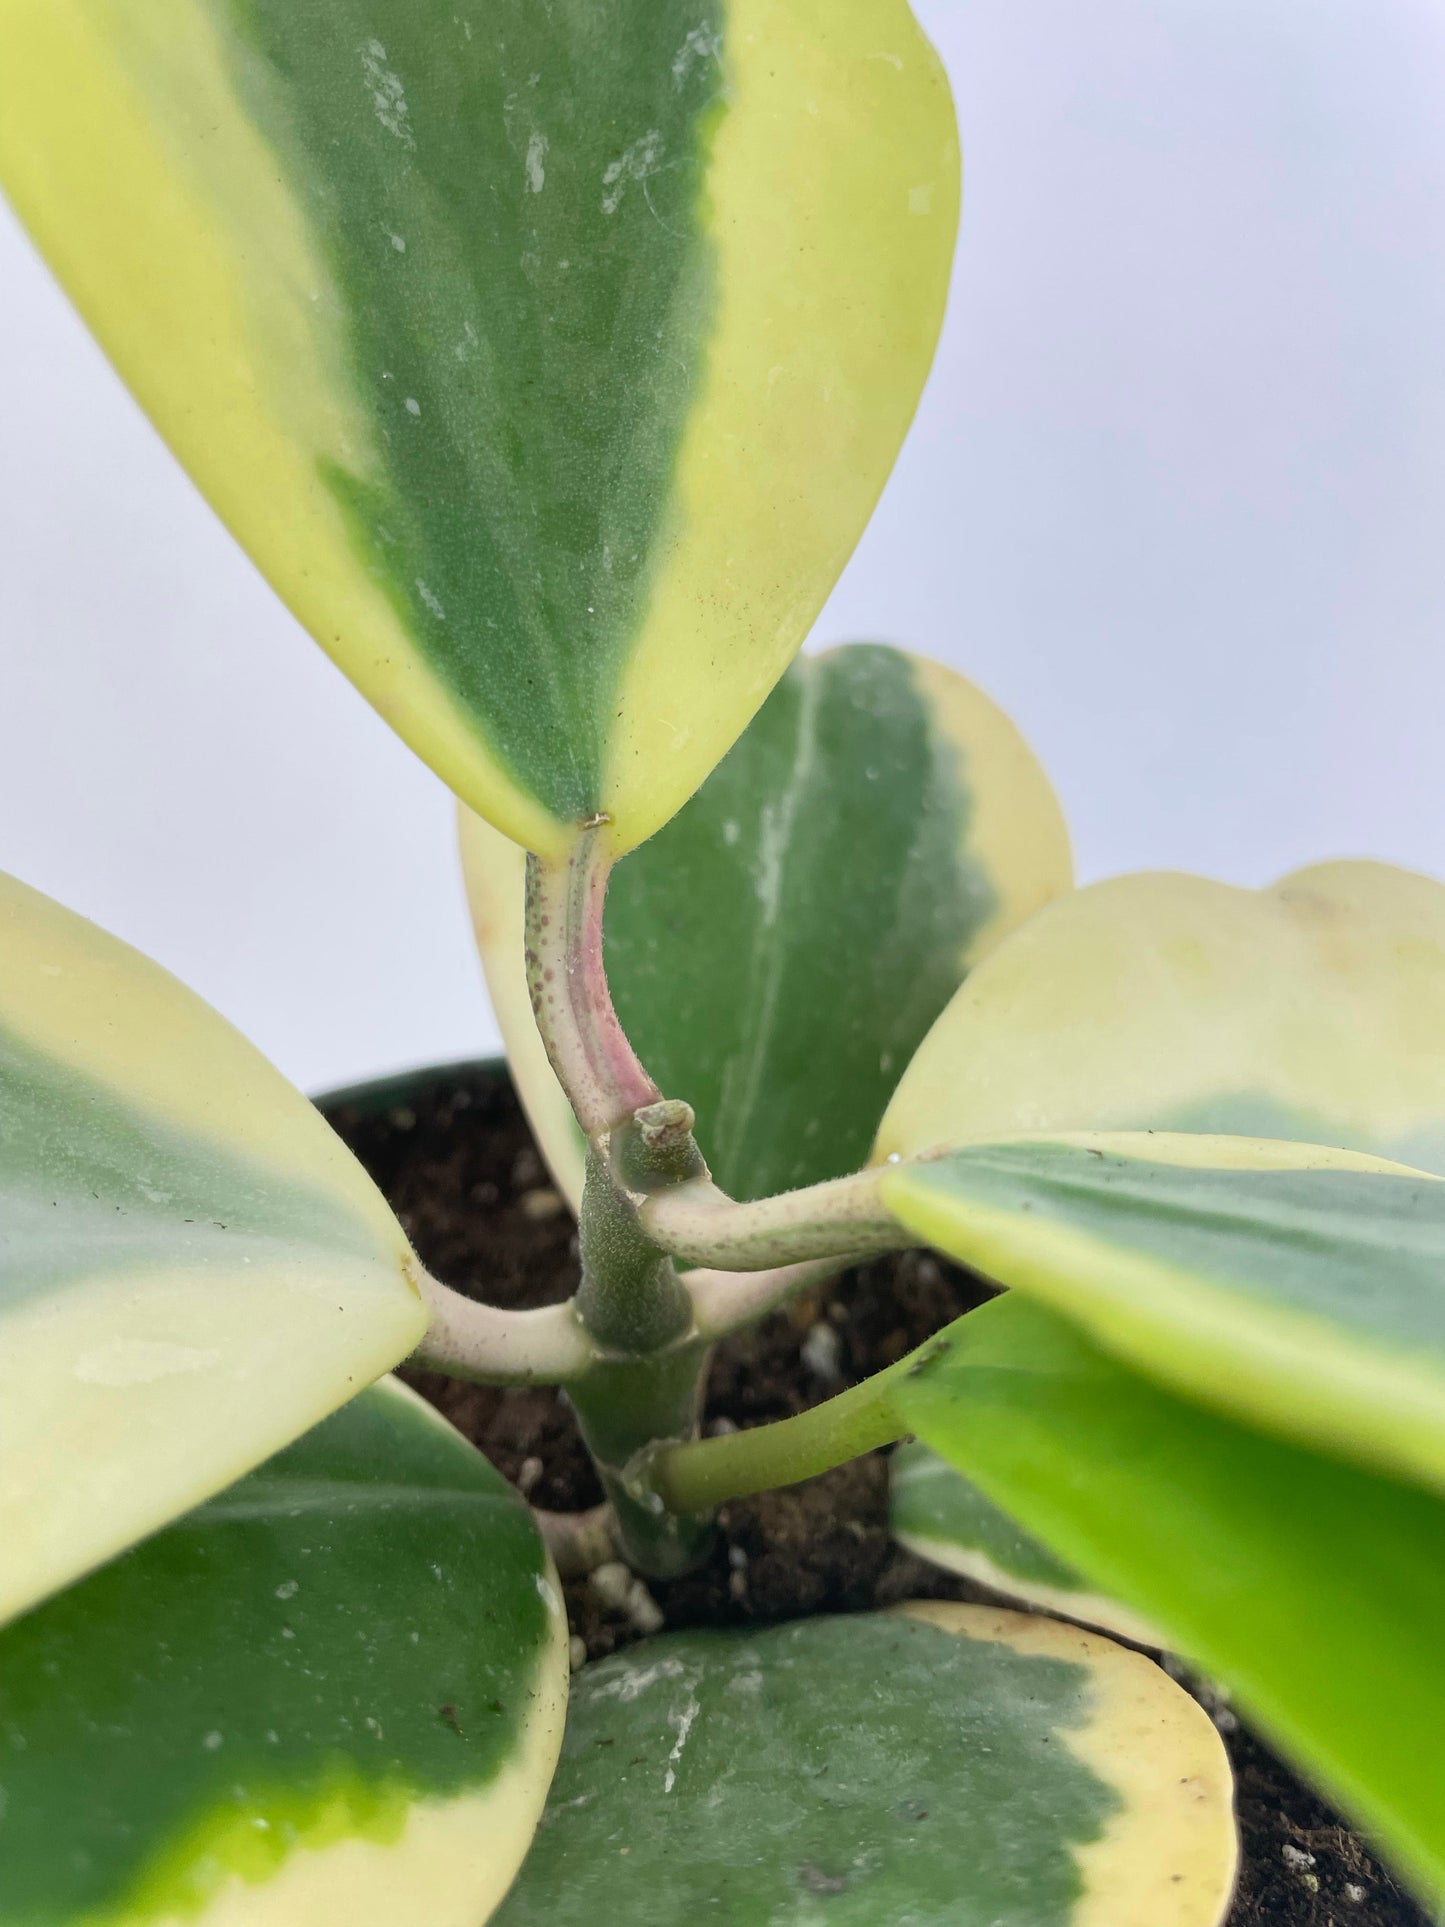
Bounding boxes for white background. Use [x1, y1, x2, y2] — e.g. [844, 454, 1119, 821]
[3, 0, 1444, 1094]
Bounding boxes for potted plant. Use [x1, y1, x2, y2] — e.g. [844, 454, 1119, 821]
[0, 4, 1441, 1923]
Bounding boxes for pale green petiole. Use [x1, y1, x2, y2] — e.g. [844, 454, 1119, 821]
[412, 1274, 598, 1386]
[635, 1166, 907, 1270]
[639, 1334, 944, 1517]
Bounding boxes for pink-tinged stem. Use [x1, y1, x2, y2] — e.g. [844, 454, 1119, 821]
[525, 823, 660, 1138]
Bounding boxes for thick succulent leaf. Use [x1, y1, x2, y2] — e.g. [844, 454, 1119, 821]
[0, 869, 426, 1627]
[462, 644, 1071, 1206]
[890, 1442, 1162, 1646]
[877, 861, 1445, 1172]
[897, 1294, 1445, 1906]
[0, 1378, 569, 1927]
[0, 1, 958, 857]
[882, 1131, 1445, 1496]
[493, 1604, 1235, 1927]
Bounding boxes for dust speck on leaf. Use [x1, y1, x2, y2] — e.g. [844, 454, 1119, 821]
[601, 131, 664, 215]
[360, 40, 415, 148]
[672, 23, 721, 87]
[662, 1694, 700, 1794]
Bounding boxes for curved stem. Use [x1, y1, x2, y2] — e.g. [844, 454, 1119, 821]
[686, 1252, 860, 1338]
[643, 1337, 941, 1515]
[411, 1273, 598, 1385]
[525, 826, 659, 1137]
[638, 1166, 906, 1270]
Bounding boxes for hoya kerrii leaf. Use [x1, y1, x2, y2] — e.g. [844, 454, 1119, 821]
[0, 0, 958, 859]
[897, 1294, 1445, 1906]
[0, 1378, 569, 1927]
[493, 1605, 1235, 1927]
[889, 1441, 1163, 1647]
[461, 644, 1071, 1207]
[882, 1131, 1445, 1498]
[0, 869, 427, 1627]
[876, 860, 1445, 1172]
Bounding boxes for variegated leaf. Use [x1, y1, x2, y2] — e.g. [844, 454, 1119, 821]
[0, 869, 426, 1626]
[494, 1605, 1235, 1927]
[0, 0, 958, 856]
[898, 1294, 1445, 1908]
[878, 861, 1445, 1172]
[0, 1379, 568, 1927]
[889, 1441, 1162, 1647]
[882, 1131, 1445, 1497]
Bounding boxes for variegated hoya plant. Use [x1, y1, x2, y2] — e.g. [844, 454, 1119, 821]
[0, 3, 1441, 1923]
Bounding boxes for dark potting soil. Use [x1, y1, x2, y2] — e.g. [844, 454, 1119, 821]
[321, 1060, 1431, 1927]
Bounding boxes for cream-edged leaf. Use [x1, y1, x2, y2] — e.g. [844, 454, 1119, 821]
[0, 870, 426, 1625]
[494, 1605, 1235, 1927]
[877, 861, 1445, 1173]
[883, 1131, 1445, 1496]
[0, 1380, 568, 1926]
[889, 1442, 1163, 1647]
[899, 1294, 1445, 1907]
[0, 0, 958, 855]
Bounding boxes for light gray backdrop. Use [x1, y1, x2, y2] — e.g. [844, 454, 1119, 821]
[2, 0, 1443, 1092]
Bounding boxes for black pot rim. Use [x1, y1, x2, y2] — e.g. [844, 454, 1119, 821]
[311, 1056, 505, 1119]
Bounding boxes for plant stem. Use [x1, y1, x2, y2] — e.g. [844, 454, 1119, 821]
[411, 1273, 597, 1385]
[641, 1335, 951, 1515]
[567, 1341, 714, 1576]
[575, 1145, 694, 1354]
[565, 1138, 716, 1574]
[525, 825, 659, 1137]
[637, 1166, 907, 1270]
[515, 822, 719, 1573]
[520, 820, 921, 1570]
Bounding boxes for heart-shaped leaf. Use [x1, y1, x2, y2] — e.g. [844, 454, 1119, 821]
[890, 1441, 1161, 1647]
[882, 1131, 1445, 1496]
[897, 1294, 1445, 1906]
[0, 868, 426, 1626]
[0, 1378, 568, 1926]
[462, 644, 1071, 1204]
[877, 861, 1445, 1172]
[493, 1604, 1235, 1926]
[0, 1, 958, 856]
